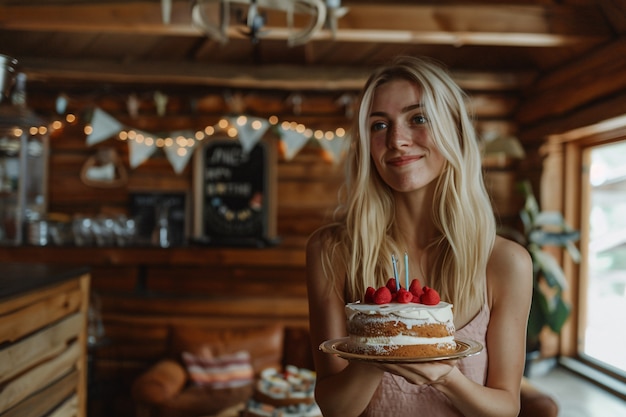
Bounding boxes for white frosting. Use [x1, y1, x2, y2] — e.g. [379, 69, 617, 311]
[350, 334, 455, 346]
[345, 301, 454, 324]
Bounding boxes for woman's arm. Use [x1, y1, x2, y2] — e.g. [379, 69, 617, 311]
[435, 236, 533, 417]
[306, 230, 384, 417]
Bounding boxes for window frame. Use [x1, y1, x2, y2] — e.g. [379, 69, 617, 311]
[545, 121, 626, 397]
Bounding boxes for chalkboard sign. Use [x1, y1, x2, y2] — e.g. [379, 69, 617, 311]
[192, 139, 277, 247]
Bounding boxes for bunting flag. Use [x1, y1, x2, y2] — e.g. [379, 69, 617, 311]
[80, 106, 346, 174]
[55, 95, 68, 115]
[128, 129, 158, 168]
[164, 130, 199, 174]
[87, 108, 124, 146]
[228, 115, 270, 153]
[278, 126, 310, 161]
[318, 134, 349, 164]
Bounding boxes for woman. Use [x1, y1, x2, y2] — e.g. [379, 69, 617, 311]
[306, 56, 532, 417]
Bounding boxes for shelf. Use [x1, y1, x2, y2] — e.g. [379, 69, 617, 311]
[0, 245, 306, 268]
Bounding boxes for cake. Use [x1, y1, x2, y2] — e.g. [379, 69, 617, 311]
[345, 278, 456, 357]
[243, 365, 322, 417]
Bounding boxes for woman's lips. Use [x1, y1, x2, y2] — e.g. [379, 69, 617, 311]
[387, 155, 423, 167]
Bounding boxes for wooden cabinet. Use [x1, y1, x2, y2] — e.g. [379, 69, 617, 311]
[0, 264, 90, 417]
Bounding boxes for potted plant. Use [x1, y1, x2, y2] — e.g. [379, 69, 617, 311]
[499, 180, 581, 356]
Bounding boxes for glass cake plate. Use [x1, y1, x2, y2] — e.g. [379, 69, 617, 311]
[319, 337, 483, 363]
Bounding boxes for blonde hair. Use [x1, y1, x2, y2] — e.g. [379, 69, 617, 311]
[318, 56, 495, 319]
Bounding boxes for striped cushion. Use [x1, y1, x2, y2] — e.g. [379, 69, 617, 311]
[182, 350, 254, 389]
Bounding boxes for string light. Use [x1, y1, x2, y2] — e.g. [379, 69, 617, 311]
[47, 113, 348, 148]
[38, 107, 349, 168]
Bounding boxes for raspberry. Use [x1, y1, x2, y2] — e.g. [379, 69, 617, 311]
[364, 287, 376, 303]
[421, 286, 441, 305]
[386, 278, 398, 293]
[373, 286, 393, 304]
[396, 288, 413, 303]
[409, 279, 423, 298]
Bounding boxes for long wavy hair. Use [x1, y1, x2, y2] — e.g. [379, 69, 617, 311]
[317, 56, 495, 319]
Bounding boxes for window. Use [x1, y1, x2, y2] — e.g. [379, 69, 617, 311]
[580, 141, 626, 376]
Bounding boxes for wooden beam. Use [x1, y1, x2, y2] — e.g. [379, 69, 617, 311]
[0, 2, 610, 46]
[518, 89, 626, 143]
[19, 58, 372, 91]
[20, 57, 533, 92]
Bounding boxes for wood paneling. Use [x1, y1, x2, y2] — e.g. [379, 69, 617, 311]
[0, 272, 89, 417]
[517, 39, 626, 128]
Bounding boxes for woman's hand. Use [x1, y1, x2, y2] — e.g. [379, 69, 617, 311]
[372, 359, 459, 386]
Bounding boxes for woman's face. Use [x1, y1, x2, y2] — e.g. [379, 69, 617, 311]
[368, 78, 446, 193]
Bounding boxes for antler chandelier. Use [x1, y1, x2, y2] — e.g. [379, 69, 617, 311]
[189, 0, 348, 46]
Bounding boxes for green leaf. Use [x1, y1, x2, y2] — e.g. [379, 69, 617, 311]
[527, 289, 548, 342]
[565, 240, 582, 263]
[534, 211, 567, 228]
[547, 297, 571, 334]
[521, 184, 539, 217]
[530, 248, 569, 291]
[520, 210, 533, 236]
[529, 230, 581, 247]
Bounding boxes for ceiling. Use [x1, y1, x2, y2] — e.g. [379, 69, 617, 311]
[0, 0, 623, 132]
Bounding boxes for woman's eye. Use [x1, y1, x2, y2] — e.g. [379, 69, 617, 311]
[370, 121, 387, 132]
[412, 114, 428, 125]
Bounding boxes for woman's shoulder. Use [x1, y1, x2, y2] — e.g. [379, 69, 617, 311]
[489, 235, 531, 268]
[492, 235, 530, 258]
[486, 235, 533, 296]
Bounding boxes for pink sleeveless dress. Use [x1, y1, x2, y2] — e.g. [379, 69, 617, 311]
[359, 302, 490, 417]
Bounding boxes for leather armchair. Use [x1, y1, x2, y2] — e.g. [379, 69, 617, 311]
[131, 324, 312, 417]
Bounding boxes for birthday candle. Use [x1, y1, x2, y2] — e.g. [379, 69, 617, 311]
[404, 252, 409, 290]
[392, 254, 399, 291]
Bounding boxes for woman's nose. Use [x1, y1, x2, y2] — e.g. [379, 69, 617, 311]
[386, 124, 411, 149]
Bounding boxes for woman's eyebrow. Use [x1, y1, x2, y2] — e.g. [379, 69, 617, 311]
[402, 103, 423, 113]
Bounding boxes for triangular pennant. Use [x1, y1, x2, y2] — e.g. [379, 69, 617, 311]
[278, 126, 310, 161]
[128, 129, 158, 168]
[87, 107, 124, 146]
[164, 130, 198, 174]
[318, 134, 349, 164]
[56, 94, 68, 115]
[228, 116, 270, 153]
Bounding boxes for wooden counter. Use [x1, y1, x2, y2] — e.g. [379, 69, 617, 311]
[0, 245, 306, 267]
[0, 263, 90, 417]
